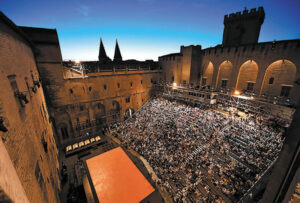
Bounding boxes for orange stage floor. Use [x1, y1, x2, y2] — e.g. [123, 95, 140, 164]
[86, 147, 155, 203]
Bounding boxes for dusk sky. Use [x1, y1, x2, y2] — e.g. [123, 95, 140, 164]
[1, 0, 299, 61]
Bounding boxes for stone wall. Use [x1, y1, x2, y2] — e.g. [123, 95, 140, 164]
[0, 138, 29, 203]
[52, 69, 161, 147]
[159, 54, 182, 83]
[159, 45, 202, 85]
[200, 40, 300, 104]
[160, 40, 300, 105]
[222, 7, 265, 46]
[0, 15, 60, 203]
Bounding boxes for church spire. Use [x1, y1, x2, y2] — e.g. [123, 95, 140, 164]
[98, 37, 108, 62]
[113, 39, 122, 62]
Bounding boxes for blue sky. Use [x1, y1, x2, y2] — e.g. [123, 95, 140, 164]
[1, 0, 299, 61]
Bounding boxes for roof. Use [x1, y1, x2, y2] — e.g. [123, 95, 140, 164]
[18, 26, 60, 45]
[113, 40, 122, 61]
[98, 38, 109, 60]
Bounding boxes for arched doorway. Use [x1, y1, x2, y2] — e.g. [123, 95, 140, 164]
[201, 62, 214, 88]
[124, 108, 134, 120]
[110, 101, 121, 122]
[236, 60, 258, 91]
[93, 103, 106, 126]
[216, 61, 233, 89]
[260, 60, 296, 97]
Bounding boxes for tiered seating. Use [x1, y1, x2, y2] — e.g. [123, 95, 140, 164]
[109, 97, 285, 202]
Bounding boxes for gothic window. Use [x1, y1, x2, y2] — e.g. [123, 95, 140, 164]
[69, 88, 73, 94]
[40, 107, 44, 120]
[247, 82, 255, 91]
[7, 75, 18, 92]
[221, 80, 228, 88]
[280, 86, 291, 97]
[130, 82, 133, 87]
[89, 87, 92, 91]
[141, 80, 143, 84]
[60, 126, 69, 140]
[35, 161, 44, 186]
[103, 84, 107, 90]
[171, 76, 174, 82]
[269, 77, 274, 84]
[117, 82, 120, 88]
[126, 97, 130, 103]
[41, 136, 48, 154]
[202, 78, 207, 86]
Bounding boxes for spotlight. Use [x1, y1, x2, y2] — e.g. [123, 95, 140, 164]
[15, 92, 29, 104]
[234, 90, 241, 96]
[172, 82, 177, 88]
[34, 80, 40, 88]
[32, 86, 37, 93]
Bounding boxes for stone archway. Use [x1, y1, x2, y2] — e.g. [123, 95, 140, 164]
[236, 60, 259, 91]
[260, 60, 296, 97]
[216, 60, 233, 89]
[110, 101, 121, 122]
[93, 102, 106, 126]
[201, 61, 214, 87]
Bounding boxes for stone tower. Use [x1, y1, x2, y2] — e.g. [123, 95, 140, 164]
[222, 7, 265, 46]
[113, 40, 122, 62]
[98, 38, 111, 63]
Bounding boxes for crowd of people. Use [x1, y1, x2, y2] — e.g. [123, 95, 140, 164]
[109, 97, 285, 202]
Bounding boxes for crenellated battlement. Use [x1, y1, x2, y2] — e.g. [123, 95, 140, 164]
[203, 39, 300, 57]
[224, 7, 265, 24]
[222, 7, 265, 46]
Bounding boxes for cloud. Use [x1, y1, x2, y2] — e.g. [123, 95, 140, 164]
[77, 5, 89, 17]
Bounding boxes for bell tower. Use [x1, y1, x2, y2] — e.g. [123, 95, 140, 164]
[222, 7, 265, 46]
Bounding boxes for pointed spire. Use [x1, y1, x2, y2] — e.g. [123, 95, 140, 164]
[98, 37, 108, 61]
[113, 39, 122, 62]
